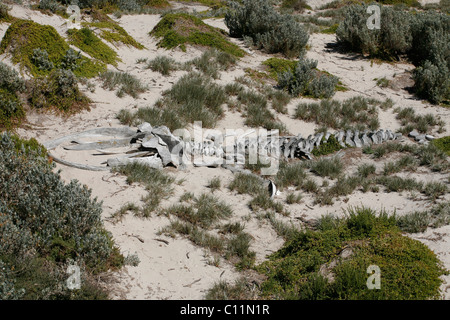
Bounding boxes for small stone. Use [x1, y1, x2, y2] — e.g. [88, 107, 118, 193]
[425, 135, 435, 141]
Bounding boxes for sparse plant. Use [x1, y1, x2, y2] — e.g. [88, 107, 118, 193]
[146, 55, 179, 75]
[207, 177, 222, 192]
[99, 70, 148, 98]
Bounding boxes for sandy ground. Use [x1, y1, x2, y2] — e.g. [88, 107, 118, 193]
[2, 1, 449, 300]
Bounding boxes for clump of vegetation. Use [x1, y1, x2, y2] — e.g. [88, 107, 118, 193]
[432, 136, 450, 155]
[396, 201, 450, 233]
[166, 193, 233, 229]
[163, 191, 255, 269]
[229, 172, 265, 195]
[28, 69, 91, 113]
[67, 27, 120, 66]
[111, 162, 174, 219]
[309, 156, 344, 180]
[311, 135, 345, 157]
[262, 57, 297, 81]
[225, 0, 309, 58]
[0, 62, 26, 129]
[119, 72, 226, 130]
[0, 3, 12, 22]
[146, 55, 179, 75]
[0, 20, 106, 78]
[294, 96, 382, 131]
[83, 10, 145, 49]
[257, 206, 447, 299]
[99, 70, 148, 98]
[336, 4, 450, 104]
[394, 107, 445, 134]
[0, 132, 123, 299]
[207, 177, 222, 193]
[38, 0, 62, 13]
[187, 49, 237, 79]
[206, 277, 259, 300]
[281, 0, 311, 12]
[150, 13, 245, 57]
[237, 89, 287, 133]
[278, 58, 339, 98]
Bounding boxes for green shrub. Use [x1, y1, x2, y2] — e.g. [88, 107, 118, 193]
[413, 60, 449, 104]
[278, 58, 338, 98]
[146, 55, 178, 75]
[0, 88, 25, 129]
[0, 3, 12, 22]
[225, 0, 309, 58]
[312, 135, 344, 157]
[0, 132, 123, 299]
[262, 57, 297, 80]
[432, 136, 450, 155]
[84, 13, 145, 49]
[310, 157, 343, 179]
[150, 13, 245, 57]
[112, 162, 174, 216]
[67, 27, 120, 66]
[28, 69, 91, 113]
[229, 173, 265, 195]
[336, 4, 449, 103]
[257, 206, 447, 299]
[38, 0, 61, 13]
[281, 0, 310, 12]
[99, 70, 148, 98]
[294, 96, 381, 131]
[0, 20, 106, 78]
[0, 62, 26, 129]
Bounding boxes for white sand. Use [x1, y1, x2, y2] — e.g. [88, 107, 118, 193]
[2, 2, 449, 300]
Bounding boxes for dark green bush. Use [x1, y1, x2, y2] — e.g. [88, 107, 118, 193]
[150, 13, 245, 57]
[257, 206, 447, 299]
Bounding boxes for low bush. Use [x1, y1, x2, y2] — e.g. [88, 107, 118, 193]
[150, 13, 245, 57]
[112, 162, 174, 217]
[336, 4, 449, 103]
[146, 55, 179, 75]
[0, 132, 123, 299]
[278, 58, 338, 98]
[257, 206, 447, 299]
[225, 0, 309, 58]
[294, 96, 381, 131]
[0, 62, 26, 128]
[67, 27, 120, 66]
[99, 71, 148, 98]
[0, 19, 106, 78]
[432, 136, 450, 155]
[28, 69, 91, 113]
[395, 107, 445, 134]
[310, 156, 343, 180]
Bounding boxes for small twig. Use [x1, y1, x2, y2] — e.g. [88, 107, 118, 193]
[154, 238, 169, 245]
[183, 278, 201, 288]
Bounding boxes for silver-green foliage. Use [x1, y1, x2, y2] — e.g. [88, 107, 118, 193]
[0, 132, 114, 268]
[225, 0, 309, 57]
[278, 58, 338, 98]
